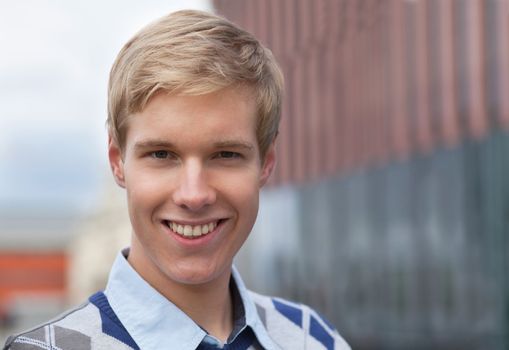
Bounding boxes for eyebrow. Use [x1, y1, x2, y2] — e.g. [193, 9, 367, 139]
[133, 139, 255, 151]
[213, 140, 254, 151]
[133, 139, 176, 151]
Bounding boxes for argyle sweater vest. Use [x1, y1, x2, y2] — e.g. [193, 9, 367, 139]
[3, 291, 350, 350]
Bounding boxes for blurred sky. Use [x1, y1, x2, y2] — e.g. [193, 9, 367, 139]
[0, 0, 212, 216]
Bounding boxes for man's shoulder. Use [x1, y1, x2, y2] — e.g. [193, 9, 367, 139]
[3, 292, 136, 350]
[247, 291, 351, 350]
[3, 300, 96, 350]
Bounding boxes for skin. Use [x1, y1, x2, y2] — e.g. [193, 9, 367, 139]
[108, 86, 276, 342]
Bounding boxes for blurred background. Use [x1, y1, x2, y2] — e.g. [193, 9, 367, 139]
[1, 0, 508, 349]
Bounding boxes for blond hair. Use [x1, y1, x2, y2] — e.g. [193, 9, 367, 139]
[107, 9, 283, 158]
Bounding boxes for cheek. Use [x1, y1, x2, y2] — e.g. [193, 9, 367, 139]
[124, 168, 170, 217]
[222, 172, 260, 223]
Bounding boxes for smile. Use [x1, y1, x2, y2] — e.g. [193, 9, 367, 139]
[165, 220, 220, 238]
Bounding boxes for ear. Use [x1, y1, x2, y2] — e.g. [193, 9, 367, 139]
[108, 135, 126, 188]
[259, 140, 277, 187]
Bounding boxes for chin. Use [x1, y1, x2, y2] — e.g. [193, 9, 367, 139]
[163, 259, 230, 286]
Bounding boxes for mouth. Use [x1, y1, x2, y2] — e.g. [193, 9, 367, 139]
[163, 219, 224, 239]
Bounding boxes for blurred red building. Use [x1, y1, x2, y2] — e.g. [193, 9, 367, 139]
[0, 253, 67, 321]
[0, 212, 76, 334]
[215, 0, 509, 183]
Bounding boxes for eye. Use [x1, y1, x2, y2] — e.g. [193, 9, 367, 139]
[217, 151, 241, 159]
[151, 150, 169, 159]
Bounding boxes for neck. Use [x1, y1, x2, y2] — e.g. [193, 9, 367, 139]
[127, 249, 234, 343]
[167, 275, 234, 343]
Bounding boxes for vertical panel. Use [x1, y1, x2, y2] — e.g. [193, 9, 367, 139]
[268, 0, 283, 59]
[464, 0, 488, 138]
[370, 4, 387, 165]
[388, 0, 410, 160]
[494, 0, 509, 128]
[359, 6, 371, 169]
[334, 0, 352, 175]
[331, 2, 344, 174]
[414, 0, 433, 153]
[283, 0, 300, 184]
[243, 0, 257, 35]
[292, 18, 304, 183]
[283, 0, 299, 57]
[313, 0, 326, 44]
[222, 0, 244, 29]
[364, 1, 382, 160]
[405, 1, 424, 158]
[346, 6, 360, 170]
[325, 0, 345, 175]
[481, 0, 501, 146]
[377, 5, 391, 165]
[362, 7, 373, 167]
[335, 0, 351, 45]
[362, 8, 374, 166]
[342, 29, 355, 171]
[297, 0, 312, 52]
[327, 0, 340, 47]
[426, 0, 441, 147]
[314, 0, 329, 178]
[360, 22, 371, 168]
[308, 52, 321, 180]
[351, 19, 363, 169]
[435, 0, 460, 147]
[293, 56, 307, 182]
[366, 18, 378, 166]
[273, 1, 291, 185]
[257, 0, 270, 46]
[311, 0, 324, 178]
[324, 46, 339, 176]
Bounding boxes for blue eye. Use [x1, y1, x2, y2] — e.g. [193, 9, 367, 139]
[151, 150, 169, 159]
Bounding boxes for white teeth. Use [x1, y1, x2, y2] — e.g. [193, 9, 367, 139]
[183, 225, 193, 236]
[168, 221, 219, 238]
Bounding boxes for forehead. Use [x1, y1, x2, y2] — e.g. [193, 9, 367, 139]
[124, 86, 259, 147]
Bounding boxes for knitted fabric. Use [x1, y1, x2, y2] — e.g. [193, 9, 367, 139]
[3, 291, 350, 350]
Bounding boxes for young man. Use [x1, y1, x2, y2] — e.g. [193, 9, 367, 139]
[4, 10, 350, 350]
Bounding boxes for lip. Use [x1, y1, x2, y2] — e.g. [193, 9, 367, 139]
[161, 218, 227, 247]
[166, 218, 223, 226]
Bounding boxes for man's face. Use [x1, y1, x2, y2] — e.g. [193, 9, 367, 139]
[108, 87, 275, 288]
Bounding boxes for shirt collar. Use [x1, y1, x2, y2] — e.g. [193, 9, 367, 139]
[104, 249, 205, 350]
[231, 267, 281, 350]
[104, 249, 280, 350]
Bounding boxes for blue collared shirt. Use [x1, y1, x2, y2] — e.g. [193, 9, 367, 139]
[104, 250, 280, 350]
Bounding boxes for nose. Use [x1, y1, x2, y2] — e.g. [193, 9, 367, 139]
[172, 160, 216, 211]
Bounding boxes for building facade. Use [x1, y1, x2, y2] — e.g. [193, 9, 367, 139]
[214, 0, 509, 349]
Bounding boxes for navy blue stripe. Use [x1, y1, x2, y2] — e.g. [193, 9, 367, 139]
[315, 311, 335, 332]
[310, 314, 334, 350]
[89, 292, 139, 350]
[272, 299, 303, 328]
